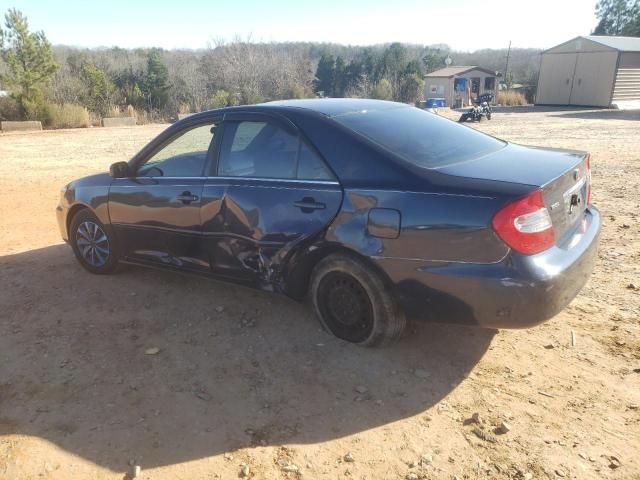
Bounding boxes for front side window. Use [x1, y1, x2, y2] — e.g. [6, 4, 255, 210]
[138, 123, 215, 177]
[218, 120, 334, 181]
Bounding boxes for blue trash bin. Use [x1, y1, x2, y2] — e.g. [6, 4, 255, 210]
[425, 98, 446, 108]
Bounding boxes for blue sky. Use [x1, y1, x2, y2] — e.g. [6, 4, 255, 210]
[4, 0, 598, 51]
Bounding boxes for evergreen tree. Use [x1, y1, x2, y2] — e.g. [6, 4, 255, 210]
[143, 49, 170, 111]
[333, 56, 347, 97]
[314, 54, 335, 97]
[81, 62, 114, 115]
[422, 48, 448, 74]
[404, 60, 423, 76]
[399, 74, 424, 104]
[0, 8, 58, 118]
[594, 0, 640, 35]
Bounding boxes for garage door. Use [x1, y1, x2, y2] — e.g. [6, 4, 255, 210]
[537, 53, 577, 105]
[569, 51, 618, 107]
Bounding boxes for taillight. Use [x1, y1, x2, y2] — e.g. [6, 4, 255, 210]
[492, 189, 555, 255]
[586, 154, 592, 205]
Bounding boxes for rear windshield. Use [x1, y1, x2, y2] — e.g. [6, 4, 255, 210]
[333, 106, 505, 169]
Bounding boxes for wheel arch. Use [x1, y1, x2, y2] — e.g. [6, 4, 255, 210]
[281, 242, 396, 300]
[66, 203, 92, 238]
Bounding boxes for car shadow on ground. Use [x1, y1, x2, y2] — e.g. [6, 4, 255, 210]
[0, 244, 495, 474]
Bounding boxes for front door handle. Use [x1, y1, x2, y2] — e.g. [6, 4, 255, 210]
[294, 197, 326, 213]
[177, 192, 199, 204]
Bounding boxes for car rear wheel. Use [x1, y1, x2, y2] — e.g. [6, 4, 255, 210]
[310, 253, 406, 347]
[69, 209, 119, 274]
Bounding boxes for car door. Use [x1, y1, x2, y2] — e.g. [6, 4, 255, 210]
[109, 120, 218, 271]
[200, 112, 343, 284]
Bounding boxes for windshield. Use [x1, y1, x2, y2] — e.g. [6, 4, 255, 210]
[333, 106, 505, 169]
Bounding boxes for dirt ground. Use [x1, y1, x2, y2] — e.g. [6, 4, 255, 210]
[0, 108, 639, 480]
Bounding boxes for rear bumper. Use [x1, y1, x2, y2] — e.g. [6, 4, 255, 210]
[376, 206, 601, 328]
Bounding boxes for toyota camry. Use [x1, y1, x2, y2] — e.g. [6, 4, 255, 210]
[56, 99, 600, 346]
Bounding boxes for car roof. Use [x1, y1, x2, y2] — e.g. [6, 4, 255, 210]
[257, 98, 410, 117]
[184, 99, 411, 123]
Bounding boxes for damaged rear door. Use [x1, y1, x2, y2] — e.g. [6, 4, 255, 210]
[200, 112, 343, 286]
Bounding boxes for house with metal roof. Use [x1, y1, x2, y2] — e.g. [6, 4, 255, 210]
[536, 36, 640, 108]
[424, 66, 497, 108]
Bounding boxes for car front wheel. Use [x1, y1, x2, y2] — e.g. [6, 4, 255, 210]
[69, 209, 119, 274]
[310, 253, 406, 347]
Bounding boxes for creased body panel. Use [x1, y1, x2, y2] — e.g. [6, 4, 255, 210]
[326, 189, 510, 264]
[201, 178, 343, 284]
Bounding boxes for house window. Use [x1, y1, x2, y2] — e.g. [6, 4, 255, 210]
[471, 78, 480, 93]
[484, 77, 495, 90]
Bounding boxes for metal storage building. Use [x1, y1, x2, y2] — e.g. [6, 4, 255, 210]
[536, 36, 640, 108]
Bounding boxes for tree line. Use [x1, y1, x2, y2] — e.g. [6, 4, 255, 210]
[594, 0, 640, 36]
[0, 7, 558, 126]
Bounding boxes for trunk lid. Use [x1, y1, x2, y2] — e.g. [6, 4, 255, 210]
[437, 143, 590, 242]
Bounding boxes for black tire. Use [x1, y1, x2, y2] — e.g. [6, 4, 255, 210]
[487, 112, 492, 120]
[69, 209, 119, 274]
[310, 253, 406, 347]
[477, 114, 483, 122]
[458, 114, 468, 123]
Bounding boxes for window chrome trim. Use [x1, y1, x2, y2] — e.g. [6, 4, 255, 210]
[114, 176, 340, 185]
[210, 176, 340, 185]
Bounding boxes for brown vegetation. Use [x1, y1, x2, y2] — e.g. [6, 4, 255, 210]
[43, 103, 90, 129]
[497, 90, 528, 106]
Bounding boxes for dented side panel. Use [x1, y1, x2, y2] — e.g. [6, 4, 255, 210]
[325, 189, 510, 264]
[200, 177, 343, 285]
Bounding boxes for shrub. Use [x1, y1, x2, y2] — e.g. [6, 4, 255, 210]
[0, 96, 22, 121]
[497, 90, 527, 106]
[399, 74, 424, 104]
[288, 83, 313, 99]
[23, 94, 47, 121]
[106, 105, 132, 118]
[372, 79, 393, 100]
[89, 111, 102, 127]
[43, 103, 90, 129]
[208, 89, 231, 109]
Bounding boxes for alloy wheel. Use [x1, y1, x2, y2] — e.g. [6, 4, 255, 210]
[76, 221, 110, 267]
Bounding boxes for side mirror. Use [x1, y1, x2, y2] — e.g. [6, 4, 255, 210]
[109, 161, 131, 178]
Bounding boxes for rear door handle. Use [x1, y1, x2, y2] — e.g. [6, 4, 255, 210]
[294, 197, 326, 212]
[177, 192, 199, 204]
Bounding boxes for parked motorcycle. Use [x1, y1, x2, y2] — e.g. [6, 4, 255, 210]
[458, 93, 493, 123]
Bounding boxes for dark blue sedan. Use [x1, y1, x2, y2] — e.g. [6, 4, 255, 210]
[56, 99, 600, 346]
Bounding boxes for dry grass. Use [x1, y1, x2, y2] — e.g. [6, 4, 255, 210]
[43, 103, 90, 129]
[497, 90, 528, 106]
[107, 105, 137, 118]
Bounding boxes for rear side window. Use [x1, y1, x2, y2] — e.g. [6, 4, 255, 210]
[218, 120, 334, 181]
[297, 142, 334, 180]
[333, 106, 505, 168]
